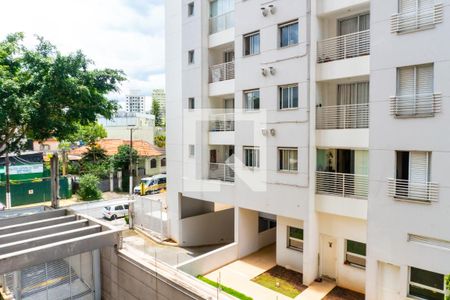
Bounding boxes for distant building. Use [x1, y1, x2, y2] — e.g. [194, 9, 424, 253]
[151, 89, 166, 123]
[125, 92, 151, 113]
[98, 112, 155, 145]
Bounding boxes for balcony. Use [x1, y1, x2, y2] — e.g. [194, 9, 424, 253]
[316, 103, 369, 129]
[209, 11, 234, 35]
[391, 4, 444, 34]
[209, 163, 234, 182]
[389, 93, 442, 118]
[210, 113, 234, 132]
[316, 171, 368, 199]
[387, 178, 439, 203]
[317, 30, 370, 63]
[209, 62, 235, 83]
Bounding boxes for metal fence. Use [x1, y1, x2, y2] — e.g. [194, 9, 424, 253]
[1, 252, 95, 300]
[209, 62, 235, 83]
[391, 4, 444, 33]
[316, 103, 369, 129]
[387, 178, 439, 202]
[209, 163, 235, 182]
[133, 196, 168, 241]
[316, 171, 369, 199]
[317, 30, 370, 63]
[389, 93, 442, 117]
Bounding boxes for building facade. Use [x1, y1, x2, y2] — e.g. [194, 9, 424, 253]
[98, 112, 155, 144]
[166, 0, 450, 298]
[125, 93, 150, 113]
[152, 88, 167, 123]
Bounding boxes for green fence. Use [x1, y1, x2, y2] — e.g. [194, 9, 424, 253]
[0, 177, 72, 207]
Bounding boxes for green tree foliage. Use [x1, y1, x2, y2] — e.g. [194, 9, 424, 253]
[152, 99, 163, 127]
[154, 134, 166, 148]
[78, 174, 102, 201]
[445, 274, 450, 300]
[112, 145, 138, 172]
[67, 123, 107, 146]
[0, 33, 125, 155]
[82, 144, 107, 163]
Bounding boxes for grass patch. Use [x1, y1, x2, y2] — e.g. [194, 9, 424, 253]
[251, 266, 306, 298]
[197, 275, 253, 300]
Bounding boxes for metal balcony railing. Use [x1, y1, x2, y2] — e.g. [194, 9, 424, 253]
[209, 11, 234, 34]
[210, 113, 235, 132]
[388, 178, 439, 202]
[209, 61, 235, 83]
[317, 30, 370, 63]
[316, 171, 368, 199]
[316, 103, 369, 129]
[391, 4, 444, 34]
[390, 93, 442, 117]
[209, 163, 234, 182]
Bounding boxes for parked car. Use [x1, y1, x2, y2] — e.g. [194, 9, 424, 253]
[133, 174, 167, 195]
[0, 202, 5, 211]
[102, 203, 129, 220]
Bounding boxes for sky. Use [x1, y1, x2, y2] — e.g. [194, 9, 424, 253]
[0, 0, 165, 106]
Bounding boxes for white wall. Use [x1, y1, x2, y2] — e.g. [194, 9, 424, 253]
[276, 216, 304, 273]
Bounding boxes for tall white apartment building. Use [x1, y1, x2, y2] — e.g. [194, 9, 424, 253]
[126, 93, 149, 113]
[166, 0, 450, 298]
[152, 88, 167, 121]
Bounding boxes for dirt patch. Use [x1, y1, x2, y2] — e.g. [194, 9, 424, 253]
[322, 286, 365, 300]
[252, 265, 307, 298]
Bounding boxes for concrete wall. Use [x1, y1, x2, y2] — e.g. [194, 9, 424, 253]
[179, 208, 234, 247]
[101, 247, 208, 300]
[276, 216, 304, 273]
[181, 196, 215, 219]
[177, 243, 239, 277]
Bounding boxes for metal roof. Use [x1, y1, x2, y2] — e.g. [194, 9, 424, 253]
[0, 208, 120, 274]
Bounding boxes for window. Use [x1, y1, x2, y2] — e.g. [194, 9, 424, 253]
[279, 84, 298, 109]
[188, 2, 194, 16]
[287, 226, 303, 251]
[395, 151, 431, 200]
[243, 89, 260, 111]
[394, 0, 440, 33]
[345, 240, 366, 268]
[258, 216, 276, 233]
[150, 159, 157, 168]
[395, 64, 435, 117]
[243, 31, 260, 56]
[189, 145, 195, 157]
[409, 267, 445, 300]
[279, 21, 298, 48]
[188, 50, 195, 64]
[188, 97, 195, 109]
[279, 148, 298, 172]
[243, 147, 260, 168]
[161, 158, 166, 167]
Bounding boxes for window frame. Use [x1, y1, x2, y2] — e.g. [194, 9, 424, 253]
[243, 31, 260, 57]
[188, 50, 195, 64]
[243, 146, 260, 168]
[279, 84, 299, 110]
[279, 20, 299, 48]
[188, 97, 195, 110]
[278, 147, 298, 172]
[189, 145, 195, 157]
[344, 239, 367, 269]
[287, 226, 303, 252]
[408, 267, 446, 300]
[188, 2, 195, 17]
[150, 159, 157, 169]
[243, 89, 260, 111]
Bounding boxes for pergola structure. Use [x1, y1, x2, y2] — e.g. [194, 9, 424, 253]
[0, 207, 120, 300]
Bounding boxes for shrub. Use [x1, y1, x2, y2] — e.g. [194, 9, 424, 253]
[78, 174, 102, 201]
[445, 274, 450, 300]
[124, 215, 129, 225]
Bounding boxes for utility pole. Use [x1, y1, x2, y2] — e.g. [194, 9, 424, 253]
[129, 128, 134, 195]
[61, 149, 67, 176]
[5, 151, 11, 209]
[50, 152, 60, 209]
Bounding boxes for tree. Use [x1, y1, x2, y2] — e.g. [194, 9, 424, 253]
[152, 99, 163, 127]
[154, 134, 166, 148]
[67, 123, 107, 146]
[111, 145, 138, 172]
[0, 33, 125, 156]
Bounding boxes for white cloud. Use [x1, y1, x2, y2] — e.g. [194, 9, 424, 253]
[0, 0, 165, 99]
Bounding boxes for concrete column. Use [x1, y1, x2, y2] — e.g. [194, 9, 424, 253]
[117, 171, 122, 192]
[109, 171, 114, 192]
[92, 250, 101, 300]
[237, 208, 259, 258]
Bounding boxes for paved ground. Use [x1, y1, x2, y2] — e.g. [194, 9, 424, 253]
[122, 230, 225, 266]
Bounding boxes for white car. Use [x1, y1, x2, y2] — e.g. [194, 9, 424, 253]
[0, 202, 4, 211]
[102, 204, 129, 220]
